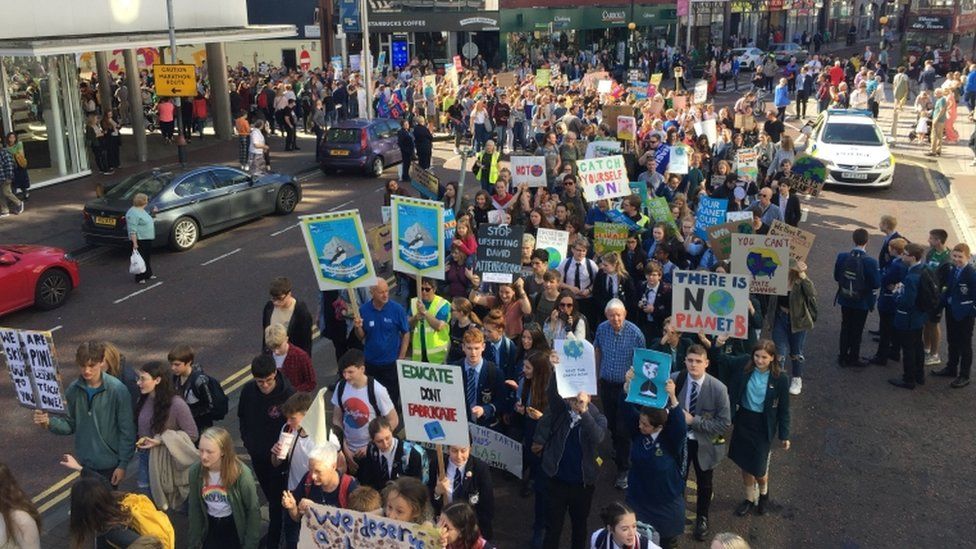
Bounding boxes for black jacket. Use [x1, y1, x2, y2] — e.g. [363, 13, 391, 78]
[429, 455, 495, 539]
[238, 371, 294, 457]
[593, 271, 639, 322]
[778, 192, 802, 227]
[413, 125, 434, 155]
[397, 128, 415, 157]
[357, 440, 425, 492]
[262, 300, 314, 356]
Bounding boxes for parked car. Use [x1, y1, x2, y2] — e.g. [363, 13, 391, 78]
[82, 165, 302, 251]
[0, 245, 80, 315]
[770, 43, 808, 64]
[731, 47, 766, 70]
[808, 109, 895, 188]
[318, 118, 403, 177]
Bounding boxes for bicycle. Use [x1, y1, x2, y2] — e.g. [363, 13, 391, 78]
[752, 89, 768, 115]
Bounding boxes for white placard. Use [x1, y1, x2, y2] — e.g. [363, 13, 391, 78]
[694, 80, 708, 104]
[671, 270, 751, 338]
[535, 228, 570, 269]
[694, 118, 718, 145]
[578, 155, 631, 202]
[597, 79, 613, 94]
[510, 156, 548, 188]
[584, 140, 623, 159]
[0, 328, 35, 408]
[20, 330, 66, 413]
[469, 423, 523, 478]
[554, 337, 597, 398]
[726, 211, 753, 222]
[397, 360, 470, 447]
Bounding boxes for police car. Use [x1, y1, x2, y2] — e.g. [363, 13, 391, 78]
[807, 109, 895, 188]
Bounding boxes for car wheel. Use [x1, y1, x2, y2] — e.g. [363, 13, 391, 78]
[170, 216, 199, 251]
[370, 156, 385, 178]
[35, 269, 72, 311]
[275, 185, 299, 215]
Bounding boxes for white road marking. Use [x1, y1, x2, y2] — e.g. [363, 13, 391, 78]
[329, 200, 354, 212]
[200, 248, 242, 266]
[270, 223, 299, 237]
[48, 325, 62, 333]
[113, 282, 163, 304]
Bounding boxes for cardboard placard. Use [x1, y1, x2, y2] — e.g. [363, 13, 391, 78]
[602, 105, 634, 134]
[409, 163, 440, 200]
[510, 156, 548, 188]
[578, 155, 630, 202]
[617, 116, 637, 141]
[726, 211, 753, 222]
[668, 145, 690, 175]
[694, 80, 709, 104]
[730, 234, 792, 295]
[626, 349, 673, 408]
[536, 228, 570, 269]
[299, 210, 378, 291]
[788, 176, 825, 197]
[397, 360, 470, 447]
[705, 220, 754, 261]
[768, 220, 816, 263]
[584, 140, 622, 159]
[496, 71, 517, 88]
[366, 223, 392, 265]
[554, 337, 597, 398]
[469, 423, 523, 479]
[594, 222, 630, 255]
[0, 328, 66, 413]
[297, 502, 441, 548]
[476, 224, 524, 283]
[671, 270, 750, 338]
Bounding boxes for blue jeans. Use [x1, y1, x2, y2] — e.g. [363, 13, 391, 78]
[772, 308, 807, 377]
[138, 449, 150, 492]
[496, 125, 508, 151]
[474, 123, 488, 152]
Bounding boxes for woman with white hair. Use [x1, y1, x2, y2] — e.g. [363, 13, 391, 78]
[248, 118, 269, 175]
[282, 443, 359, 524]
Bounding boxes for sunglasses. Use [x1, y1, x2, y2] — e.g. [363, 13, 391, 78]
[422, 287, 434, 292]
[559, 302, 574, 308]
[270, 293, 287, 301]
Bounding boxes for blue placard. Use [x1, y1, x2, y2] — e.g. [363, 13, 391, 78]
[339, 0, 361, 33]
[606, 208, 640, 231]
[626, 349, 673, 408]
[694, 197, 728, 240]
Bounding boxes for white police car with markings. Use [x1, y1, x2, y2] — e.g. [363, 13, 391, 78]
[807, 109, 895, 188]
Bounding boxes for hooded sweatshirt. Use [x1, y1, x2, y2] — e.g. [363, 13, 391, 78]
[238, 371, 294, 457]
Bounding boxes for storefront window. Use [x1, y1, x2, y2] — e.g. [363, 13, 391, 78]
[415, 32, 449, 64]
[0, 54, 88, 186]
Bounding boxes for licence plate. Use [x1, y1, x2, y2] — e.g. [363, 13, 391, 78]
[842, 172, 869, 180]
[94, 216, 117, 227]
[330, 149, 350, 156]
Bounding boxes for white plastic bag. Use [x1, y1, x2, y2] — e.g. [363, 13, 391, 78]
[129, 250, 146, 275]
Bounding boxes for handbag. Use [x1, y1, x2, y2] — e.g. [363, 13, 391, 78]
[129, 251, 147, 275]
[471, 154, 482, 175]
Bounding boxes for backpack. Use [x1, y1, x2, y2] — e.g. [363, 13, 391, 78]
[838, 253, 867, 301]
[915, 267, 942, 315]
[190, 370, 229, 421]
[303, 471, 354, 508]
[336, 377, 380, 418]
[119, 493, 175, 549]
[401, 440, 432, 485]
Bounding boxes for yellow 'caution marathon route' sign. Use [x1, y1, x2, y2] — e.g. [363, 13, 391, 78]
[153, 64, 196, 96]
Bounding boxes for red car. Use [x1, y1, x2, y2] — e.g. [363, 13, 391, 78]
[0, 245, 80, 316]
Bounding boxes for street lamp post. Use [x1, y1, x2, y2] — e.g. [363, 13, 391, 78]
[165, 0, 187, 166]
[361, 0, 374, 120]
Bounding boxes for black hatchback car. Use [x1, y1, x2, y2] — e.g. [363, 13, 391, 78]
[318, 118, 403, 177]
[82, 165, 301, 251]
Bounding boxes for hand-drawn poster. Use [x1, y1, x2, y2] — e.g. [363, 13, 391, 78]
[392, 196, 445, 279]
[730, 234, 792, 295]
[626, 349, 673, 408]
[299, 210, 377, 291]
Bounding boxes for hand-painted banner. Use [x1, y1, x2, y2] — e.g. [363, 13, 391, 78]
[730, 234, 792, 295]
[694, 197, 728, 239]
[671, 270, 750, 338]
[768, 220, 816, 263]
[706, 220, 754, 262]
[297, 502, 441, 548]
[469, 423, 523, 479]
[0, 328, 66, 413]
[476, 224, 524, 283]
[535, 69, 551, 88]
[536, 228, 570, 269]
[594, 222, 630, 255]
[397, 360, 470, 447]
[626, 349, 673, 408]
[554, 337, 597, 398]
[392, 196, 445, 279]
[299, 210, 377, 291]
[628, 181, 649, 212]
[578, 155, 630, 202]
[511, 156, 548, 188]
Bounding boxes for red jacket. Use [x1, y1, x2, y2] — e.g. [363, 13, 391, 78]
[192, 97, 208, 118]
[278, 345, 316, 392]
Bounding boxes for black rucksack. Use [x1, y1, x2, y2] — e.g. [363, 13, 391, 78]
[190, 370, 229, 421]
[915, 268, 942, 315]
[335, 377, 380, 418]
[839, 253, 867, 301]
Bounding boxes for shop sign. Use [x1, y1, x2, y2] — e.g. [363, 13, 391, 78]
[602, 10, 627, 24]
[958, 12, 976, 32]
[369, 11, 501, 31]
[909, 14, 952, 31]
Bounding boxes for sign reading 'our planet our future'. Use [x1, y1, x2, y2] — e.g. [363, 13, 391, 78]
[577, 155, 630, 202]
[671, 270, 750, 338]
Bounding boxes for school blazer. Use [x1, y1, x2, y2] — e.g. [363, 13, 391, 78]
[450, 359, 510, 425]
[672, 371, 732, 471]
[429, 456, 495, 539]
[356, 440, 425, 492]
[710, 351, 791, 443]
[944, 264, 976, 321]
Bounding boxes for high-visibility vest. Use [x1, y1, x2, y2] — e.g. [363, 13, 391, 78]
[411, 294, 451, 363]
[475, 152, 500, 185]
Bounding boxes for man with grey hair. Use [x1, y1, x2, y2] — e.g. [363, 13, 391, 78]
[593, 298, 646, 490]
[282, 442, 358, 520]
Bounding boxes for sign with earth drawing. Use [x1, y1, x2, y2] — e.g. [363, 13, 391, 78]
[730, 234, 791, 295]
[671, 270, 750, 338]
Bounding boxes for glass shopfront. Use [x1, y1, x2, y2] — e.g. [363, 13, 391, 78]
[0, 54, 89, 187]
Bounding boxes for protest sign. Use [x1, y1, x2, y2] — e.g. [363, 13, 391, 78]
[606, 209, 640, 231]
[629, 81, 649, 99]
[601, 105, 634, 134]
[535, 69, 551, 88]
[669, 145, 690, 175]
[646, 197, 678, 233]
[297, 502, 441, 549]
[769, 220, 816, 263]
[650, 73, 663, 87]
[299, 210, 377, 292]
[409, 163, 440, 200]
[1, 328, 66, 413]
[710, 174, 728, 190]
[626, 349, 673, 408]
[1, 328, 35, 408]
[671, 270, 750, 338]
[381, 206, 391, 224]
[789, 175, 826, 197]
[476, 224, 524, 283]
[445, 64, 459, 89]
[597, 79, 613, 94]
[582, 71, 610, 89]
[731, 234, 792, 295]
[628, 181, 649, 211]
[648, 95, 665, 115]
[536, 228, 570, 269]
[578, 155, 630, 202]
[694, 80, 709, 104]
[366, 224, 392, 265]
[584, 140, 622, 159]
[554, 337, 597, 398]
[672, 95, 687, 110]
[617, 116, 637, 141]
[469, 423, 522, 478]
[726, 211, 753, 222]
[594, 222, 629, 255]
[694, 197, 728, 239]
[496, 71, 516, 88]
[510, 156, 548, 188]
[705, 220, 754, 261]
[695, 118, 718, 145]
[736, 149, 759, 182]
[397, 360, 470, 447]
[453, 55, 462, 71]
[392, 196, 445, 279]
[487, 209, 507, 224]
[443, 208, 457, 242]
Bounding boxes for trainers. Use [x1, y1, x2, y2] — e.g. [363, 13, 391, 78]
[925, 353, 941, 366]
[614, 472, 628, 490]
[0, 212, 9, 218]
[734, 499, 755, 516]
[789, 377, 803, 395]
[15, 202, 24, 214]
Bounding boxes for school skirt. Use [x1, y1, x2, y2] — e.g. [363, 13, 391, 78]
[728, 408, 771, 477]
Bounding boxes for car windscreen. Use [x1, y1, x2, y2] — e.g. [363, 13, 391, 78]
[821, 122, 884, 146]
[103, 172, 172, 200]
[327, 128, 361, 143]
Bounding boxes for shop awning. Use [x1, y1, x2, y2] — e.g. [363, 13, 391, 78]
[0, 25, 297, 57]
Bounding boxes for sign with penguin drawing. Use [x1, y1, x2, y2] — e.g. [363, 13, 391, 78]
[299, 210, 377, 291]
[391, 196, 446, 279]
[730, 234, 791, 295]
